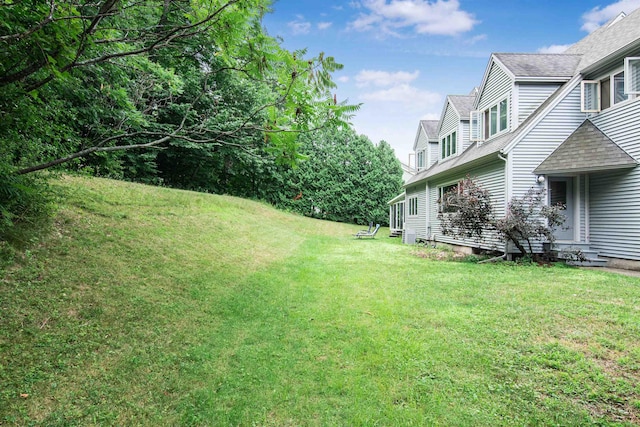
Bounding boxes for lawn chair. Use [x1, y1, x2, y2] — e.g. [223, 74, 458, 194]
[359, 222, 373, 234]
[354, 224, 380, 239]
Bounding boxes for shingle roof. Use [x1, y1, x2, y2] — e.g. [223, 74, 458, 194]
[448, 95, 475, 120]
[404, 76, 578, 187]
[420, 120, 439, 140]
[494, 53, 582, 78]
[564, 8, 640, 71]
[534, 120, 637, 174]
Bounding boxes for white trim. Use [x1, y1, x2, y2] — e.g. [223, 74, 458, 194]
[503, 74, 583, 154]
[624, 57, 640, 94]
[581, 80, 601, 113]
[585, 175, 590, 243]
[574, 176, 580, 242]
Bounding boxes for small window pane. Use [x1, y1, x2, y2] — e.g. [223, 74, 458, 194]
[601, 77, 611, 110]
[614, 72, 628, 104]
[624, 57, 640, 94]
[451, 132, 457, 154]
[470, 111, 480, 141]
[581, 81, 600, 112]
[490, 105, 498, 135]
[499, 99, 507, 131]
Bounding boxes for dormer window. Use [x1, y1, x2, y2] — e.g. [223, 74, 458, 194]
[470, 98, 508, 142]
[440, 131, 457, 160]
[581, 58, 639, 112]
[416, 150, 425, 170]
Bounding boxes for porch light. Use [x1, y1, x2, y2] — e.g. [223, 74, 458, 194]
[536, 175, 545, 184]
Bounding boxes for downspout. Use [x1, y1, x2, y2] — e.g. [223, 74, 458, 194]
[498, 153, 509, 259]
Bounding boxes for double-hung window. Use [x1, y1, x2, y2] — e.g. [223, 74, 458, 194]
[440, 131, 457, 160]
[416, 150, 425, 170]
[408, 197, 418, 216]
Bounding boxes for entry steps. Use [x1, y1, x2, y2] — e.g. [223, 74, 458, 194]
[553, 243, 608, 267]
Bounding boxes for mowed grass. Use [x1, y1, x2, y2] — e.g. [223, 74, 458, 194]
[1, 176, 640, 426]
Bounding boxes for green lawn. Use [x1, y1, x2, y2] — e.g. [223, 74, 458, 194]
[1, 176, 640, 426]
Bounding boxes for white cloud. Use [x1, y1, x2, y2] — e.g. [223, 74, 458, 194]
[465, 34, 487, 45]
[318, 21, 333, 30]
[337, 76, 350, 83]
[581, 0, 640, 32]
[288, 18, 312, 35]
[537, 44, 573, 54]
[355, 69, 420, 87]
[349, 0, 478, 37]
[361, 83, 441, 111]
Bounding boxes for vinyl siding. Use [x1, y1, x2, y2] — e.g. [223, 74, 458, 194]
[426, 159, 506, 251]
[439, 103, 460, 160]
[461, 121, 471, 152]
[405, 183, 427, 239]
[477, 62, 512, 111]
[588, 98, 640, 260]
[517, 83, 561, 126]
[429, 142, 439, 168]
[507, 84, 587, 252]
[415, 128, 428, 151]
[510, 85, 586, 199]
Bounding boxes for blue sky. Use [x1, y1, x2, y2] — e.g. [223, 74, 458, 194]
[262, 0, 640, 163]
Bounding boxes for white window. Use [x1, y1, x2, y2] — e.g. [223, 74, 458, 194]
[440, 131, 457, 160]
[613, 72, 629, 104]
[417, 150, 425, 170]
[408, 197, 418, 216]
[625, 57, 640, 95]
[470, 110, 481, 141]
[474, 98, 508, 140]
[581, 80, 600, 112]
[438, 183, 459, 213]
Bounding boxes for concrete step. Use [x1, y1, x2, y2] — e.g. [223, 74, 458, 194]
[567, 258, 609, 267]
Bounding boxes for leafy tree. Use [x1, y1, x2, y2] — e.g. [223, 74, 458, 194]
[273, 127, 403, 225]
[439, 177, 566, 257]
[0, 0, 359, 244]
[0, 0, 358, 176]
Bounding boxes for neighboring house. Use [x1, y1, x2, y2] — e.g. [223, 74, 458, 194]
[389, 120, 438, 239]
[400, 9, 640, 265]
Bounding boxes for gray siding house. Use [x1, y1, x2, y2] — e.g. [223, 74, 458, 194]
[399, 8, 640, 264]
[388, 120, 438, 238]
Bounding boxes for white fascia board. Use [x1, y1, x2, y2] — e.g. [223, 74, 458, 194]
[473, 54, 500, 110]
[514, 76, 573, 83]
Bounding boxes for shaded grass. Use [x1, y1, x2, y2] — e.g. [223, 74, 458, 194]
[1, 176, 640, 425]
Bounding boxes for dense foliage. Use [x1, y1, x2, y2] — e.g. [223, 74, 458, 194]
[439, 177, 566, 257]
[0, 0, 382, 246]
[272, 127, 403, 225]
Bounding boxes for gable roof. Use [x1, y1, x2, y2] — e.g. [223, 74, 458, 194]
[448, 95, 475, 120]
[405, 75, 582, 187]
[413, 119, 439, 151]
[493, 53, 582, 81]
[565, 7, 640, 72]
[420, 120, 439, 139]
[534, 120, 637, 174]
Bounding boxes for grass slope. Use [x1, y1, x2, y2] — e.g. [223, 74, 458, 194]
[1, 176, 640, 426]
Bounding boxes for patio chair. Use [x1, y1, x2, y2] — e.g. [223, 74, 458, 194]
[354, 224, 380, 239]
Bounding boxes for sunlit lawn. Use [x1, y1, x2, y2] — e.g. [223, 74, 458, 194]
[1, 176, 639, 426]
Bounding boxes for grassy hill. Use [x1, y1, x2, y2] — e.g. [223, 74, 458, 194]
[1, 176, 640, 426]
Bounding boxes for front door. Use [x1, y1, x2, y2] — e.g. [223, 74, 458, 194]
[549, 177, 574, 241]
